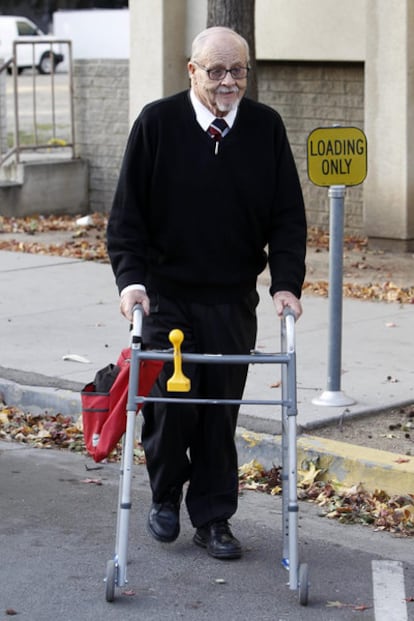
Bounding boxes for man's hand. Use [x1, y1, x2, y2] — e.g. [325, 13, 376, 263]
[272, 290, 303, 320]
[120, 289, 150, 321]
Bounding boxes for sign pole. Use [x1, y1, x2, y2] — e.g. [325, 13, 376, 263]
[307, 125, 367, 408]
[312, 185, 355, 406]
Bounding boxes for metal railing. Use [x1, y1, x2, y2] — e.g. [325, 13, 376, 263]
[0, 39, 75, 168]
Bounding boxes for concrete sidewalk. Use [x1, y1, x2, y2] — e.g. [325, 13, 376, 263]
[1, 250, 413, 493]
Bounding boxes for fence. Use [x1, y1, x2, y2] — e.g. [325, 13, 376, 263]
[0, 39, 75, 169]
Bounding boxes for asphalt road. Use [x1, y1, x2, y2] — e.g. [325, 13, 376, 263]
[1, 442, 413, 621]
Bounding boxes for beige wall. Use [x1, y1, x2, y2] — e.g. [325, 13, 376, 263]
[129, 0, 188, 123]
[185, 0, 366, 61]
[256, 0, 366, 61]
[364, 0, 414, 249]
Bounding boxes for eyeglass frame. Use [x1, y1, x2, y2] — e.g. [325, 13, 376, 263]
[192, 61, 250, 81]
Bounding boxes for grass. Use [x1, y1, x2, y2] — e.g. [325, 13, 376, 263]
[7, 124, 70, 148]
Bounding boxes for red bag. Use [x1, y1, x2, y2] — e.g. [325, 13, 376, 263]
[81, 348, 163, 462]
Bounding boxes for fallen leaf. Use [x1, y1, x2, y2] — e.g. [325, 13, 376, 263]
[241, 432, 260, 448]
[0, 412, 10, 424]
[270, 485, 282, 496]
[326, 600, 349, 608]
[239, 459, 265, 478]
[298, 461, 323, 488]
[270, 380, 281, 388]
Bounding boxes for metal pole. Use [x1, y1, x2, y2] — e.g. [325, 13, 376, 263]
[312, 185, 355, 407]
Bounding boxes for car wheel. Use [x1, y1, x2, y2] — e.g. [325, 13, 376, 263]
[38, 52, 56, 75]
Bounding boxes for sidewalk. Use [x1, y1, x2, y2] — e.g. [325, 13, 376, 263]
[1, 249, 413, 493]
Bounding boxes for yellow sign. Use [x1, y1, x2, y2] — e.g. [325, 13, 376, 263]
[307, 126, 367, 187]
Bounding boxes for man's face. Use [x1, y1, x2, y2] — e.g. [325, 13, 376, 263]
[188, 32, 248, 117]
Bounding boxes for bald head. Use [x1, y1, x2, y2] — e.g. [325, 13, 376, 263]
[191, 27, 250, 65]
[188, 27, 250, 117]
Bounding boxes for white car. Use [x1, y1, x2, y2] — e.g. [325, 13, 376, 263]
[0, 15, 64, 74]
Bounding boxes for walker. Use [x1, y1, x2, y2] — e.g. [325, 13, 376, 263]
[104, 305, 309, 606]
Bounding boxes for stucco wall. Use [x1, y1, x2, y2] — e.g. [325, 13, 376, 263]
[74, 58, 364, 233]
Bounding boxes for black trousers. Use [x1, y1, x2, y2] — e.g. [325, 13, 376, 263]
[141, 290, 258, 528]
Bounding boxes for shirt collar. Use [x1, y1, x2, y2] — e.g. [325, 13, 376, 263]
[190, 89, 238, 131]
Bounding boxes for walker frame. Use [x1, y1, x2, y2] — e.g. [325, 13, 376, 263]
[104, 305, 309, 606]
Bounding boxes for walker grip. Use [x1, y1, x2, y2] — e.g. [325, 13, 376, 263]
[167, 329, 191, 392]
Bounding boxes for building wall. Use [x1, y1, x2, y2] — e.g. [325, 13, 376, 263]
[73, 59, 129, 214]
[74, 58, 364, 233]
[258, 61, 364, 232]
[186, 0, 366, 62]
[0, 65, 7, 156]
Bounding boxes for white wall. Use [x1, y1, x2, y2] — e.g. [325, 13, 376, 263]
[53, 9, 130, 71]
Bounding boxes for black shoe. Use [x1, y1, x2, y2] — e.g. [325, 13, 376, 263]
[148, 497, 181, 543]
[193, 520, 242, 560]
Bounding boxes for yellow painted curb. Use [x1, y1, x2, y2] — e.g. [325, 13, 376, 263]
[299, 434, 414, 496]
[236, 428, 414, 496]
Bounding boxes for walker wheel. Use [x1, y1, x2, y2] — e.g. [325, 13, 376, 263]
[298, 563, 309, 606]
[105, 559, 117, 602]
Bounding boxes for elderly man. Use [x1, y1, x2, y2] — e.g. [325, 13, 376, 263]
[107, 26, 306, 560]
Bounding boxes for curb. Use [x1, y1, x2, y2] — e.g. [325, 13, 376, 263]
[0, 378, 82, 417]
[236, 427, 414, 497]
[1, 378, 413, 497]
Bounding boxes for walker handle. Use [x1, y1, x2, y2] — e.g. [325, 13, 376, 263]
[167, 329, 191, 392]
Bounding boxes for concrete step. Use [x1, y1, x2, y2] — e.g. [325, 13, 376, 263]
[0, 157, 89, 217]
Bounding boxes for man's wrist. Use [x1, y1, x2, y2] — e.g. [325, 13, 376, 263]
[120, 284, 146, 297]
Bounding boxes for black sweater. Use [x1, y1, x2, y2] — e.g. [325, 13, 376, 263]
[107, 91, 306, 302]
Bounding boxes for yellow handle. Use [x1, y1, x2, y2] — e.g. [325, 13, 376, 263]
[167, 329, 191, 392]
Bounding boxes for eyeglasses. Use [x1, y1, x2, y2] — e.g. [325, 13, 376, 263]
[193, 61, 249, 81]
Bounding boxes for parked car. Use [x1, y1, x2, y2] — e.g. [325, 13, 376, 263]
[0, 15, 64, 74]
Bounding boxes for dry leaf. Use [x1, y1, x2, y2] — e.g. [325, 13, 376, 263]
[326, 600, 348, 608]
[298, 461, 323, 488]
[270, 380, 281, 388]
[241, 432, 260, 448]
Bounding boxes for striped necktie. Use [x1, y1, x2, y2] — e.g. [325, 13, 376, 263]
[208, 118, 229, 154]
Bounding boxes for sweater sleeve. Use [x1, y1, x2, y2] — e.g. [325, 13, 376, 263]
[106, 113, 153, 293]
[267, 121, 307, 299]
